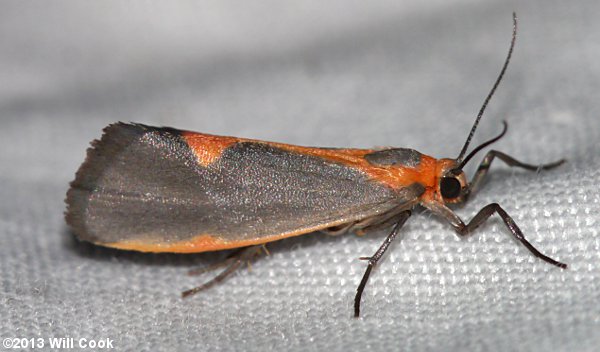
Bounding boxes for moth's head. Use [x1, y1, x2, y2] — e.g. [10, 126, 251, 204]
[435, 120, 508, 205]
[436, 159, 469, 204]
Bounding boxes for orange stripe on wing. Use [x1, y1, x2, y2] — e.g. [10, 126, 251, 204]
[180, 131, 438, 190]
[272, 145, 438, 190]
[102, 220, 353, 253]
[104, 234, 234, 253]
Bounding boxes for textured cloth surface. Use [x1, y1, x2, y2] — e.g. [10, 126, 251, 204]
[1, 1, 599, 351]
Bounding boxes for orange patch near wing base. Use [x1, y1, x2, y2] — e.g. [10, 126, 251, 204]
[284, 146, 439, 190]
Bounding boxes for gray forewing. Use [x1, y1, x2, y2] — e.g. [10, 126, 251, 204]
[66, 124, 425, 245]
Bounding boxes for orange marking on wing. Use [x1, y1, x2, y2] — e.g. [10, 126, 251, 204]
[181, 132, 240, 166]
[271, 144, 439, 191]
[105, 234, 230, 253]
[180, 130, 440, 191]
[102, 220, 355, 253]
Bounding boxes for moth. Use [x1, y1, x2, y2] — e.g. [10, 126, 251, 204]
[66, 13, 566, 317]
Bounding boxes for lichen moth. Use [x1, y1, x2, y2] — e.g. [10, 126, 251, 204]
[65, 13, 566, 317]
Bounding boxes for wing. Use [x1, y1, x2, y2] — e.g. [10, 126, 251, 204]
[66, 123, 425, 253]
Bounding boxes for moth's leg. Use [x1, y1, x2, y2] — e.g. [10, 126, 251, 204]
[427, 202, 566, 269]
[468, 150, 565, 197]
[187, 247, 247, 275]
[355, 213, 405, 236]
[354, 210, 412, 317]
[321, 222, 356, 236]
[323, 207, 405, 237]
[182, 245, 264, 298]
[354, 207, 409, 236]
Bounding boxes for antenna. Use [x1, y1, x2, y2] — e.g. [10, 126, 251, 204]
[456, 12, 517, 163]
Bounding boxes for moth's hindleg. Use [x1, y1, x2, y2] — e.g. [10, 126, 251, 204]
[182, 245, 265, 298]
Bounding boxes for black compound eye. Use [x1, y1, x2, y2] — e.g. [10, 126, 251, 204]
[440, 177, 461, 199]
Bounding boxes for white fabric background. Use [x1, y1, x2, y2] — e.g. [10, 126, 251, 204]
[1, 1, 599, 351]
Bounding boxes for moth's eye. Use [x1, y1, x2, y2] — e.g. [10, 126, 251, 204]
[440, 177, 461, 199]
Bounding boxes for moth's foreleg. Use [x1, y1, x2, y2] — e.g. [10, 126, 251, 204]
[453, 203, 567, 269]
